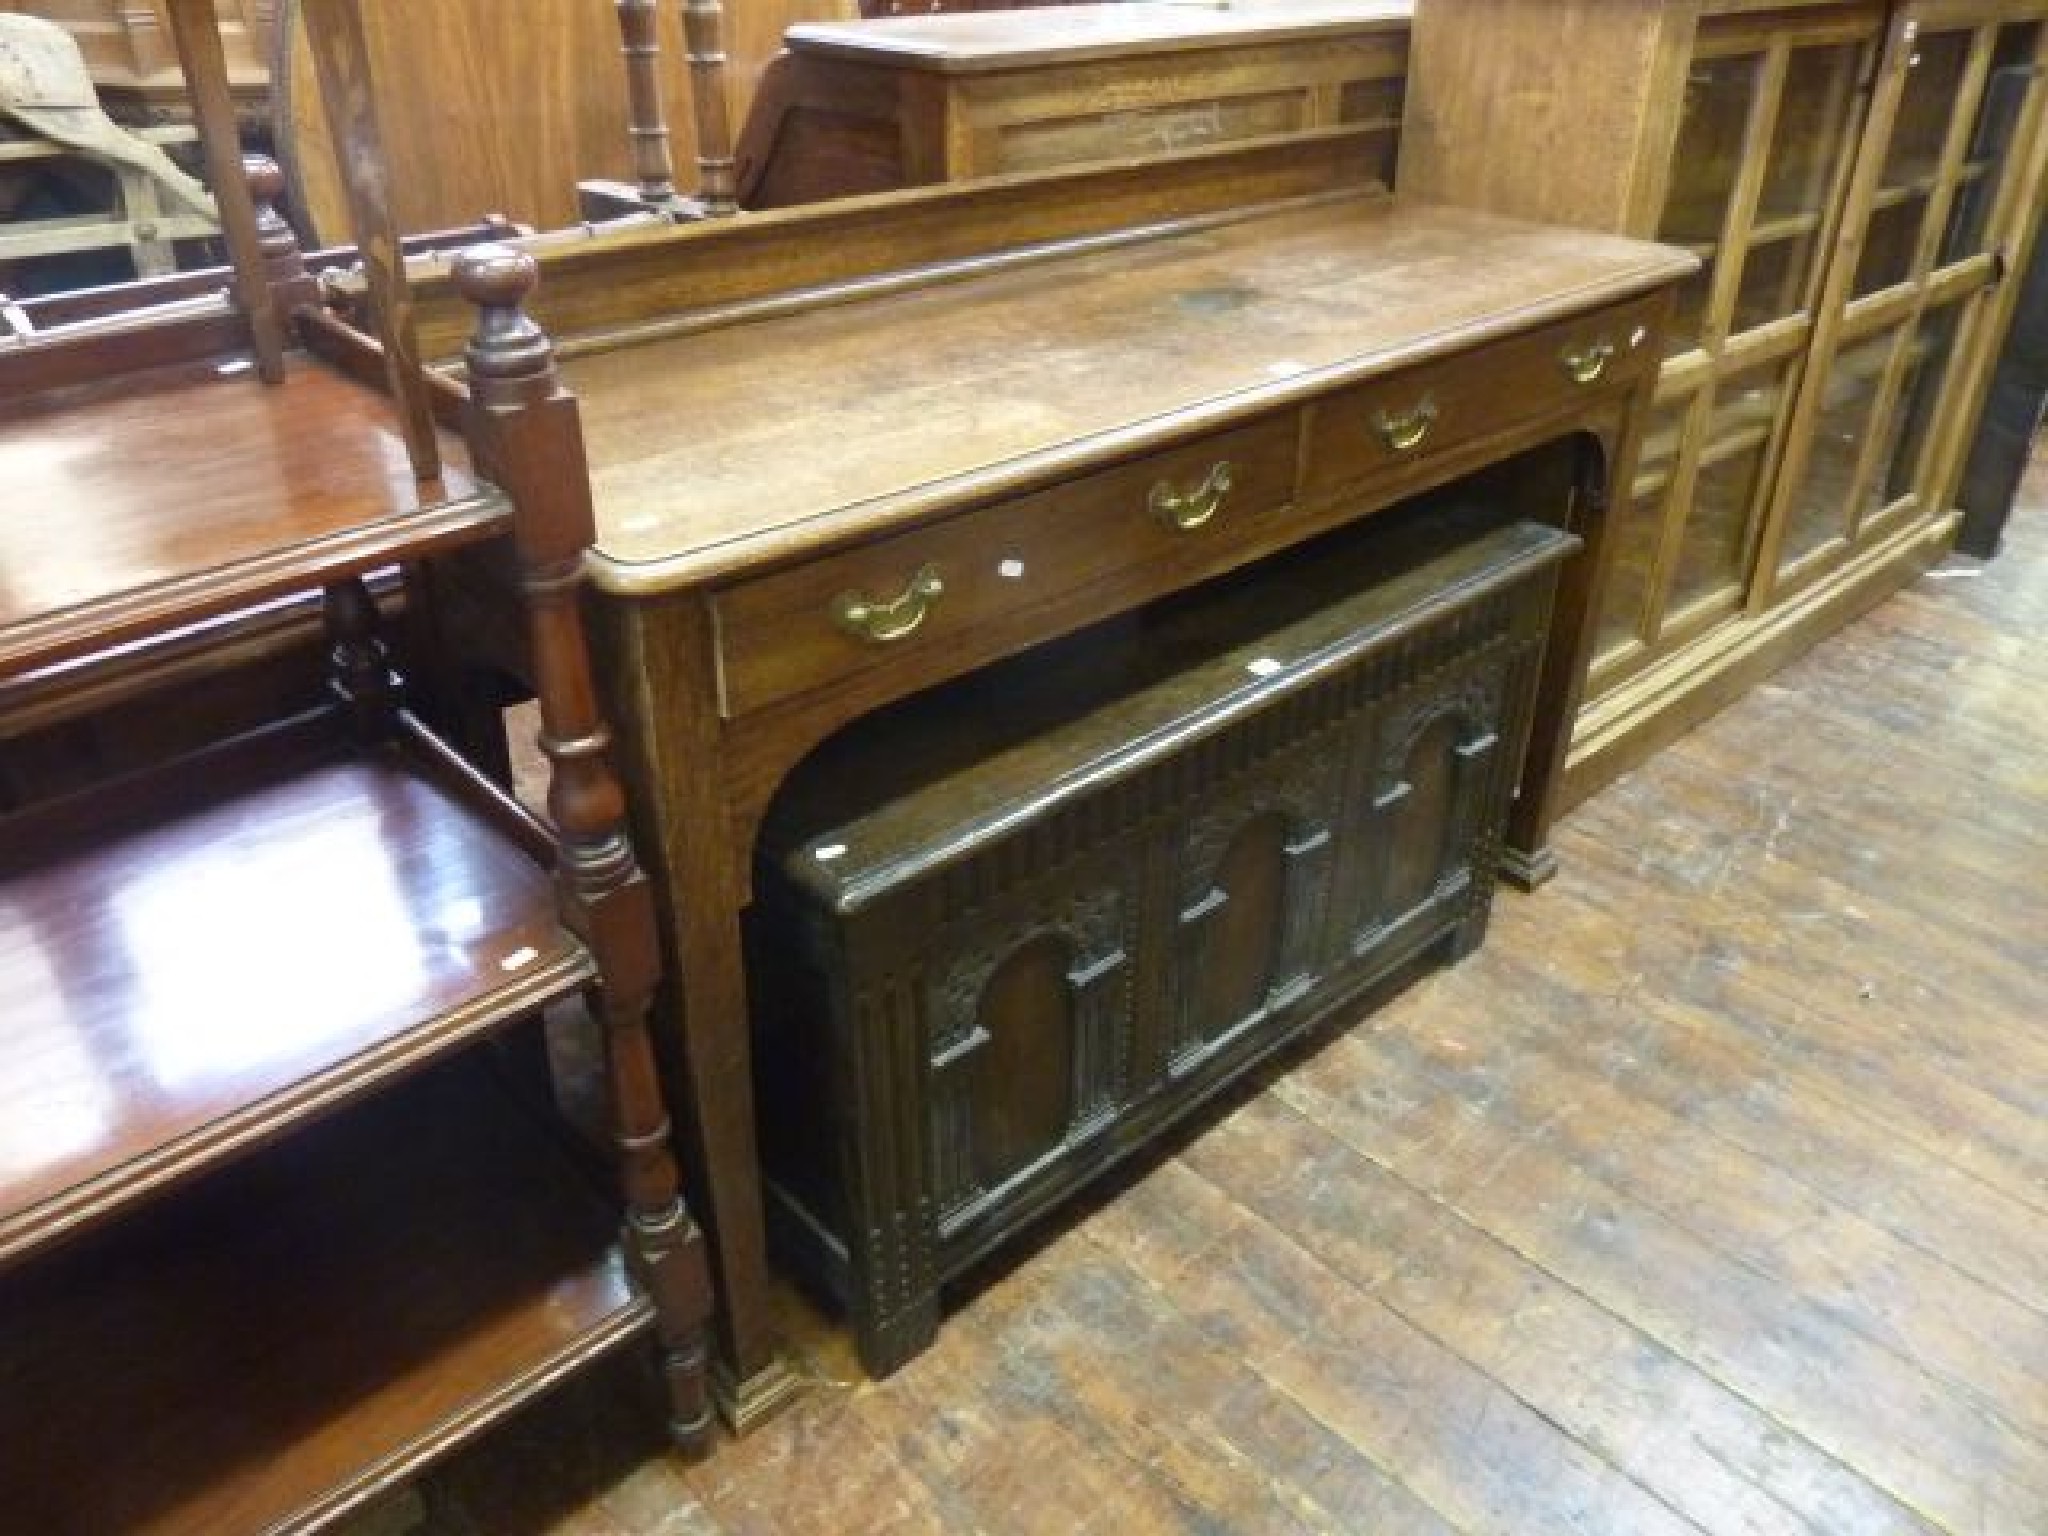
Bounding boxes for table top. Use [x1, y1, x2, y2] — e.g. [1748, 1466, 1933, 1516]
[563, 194, 1692, 594]
[0, 358, 493, 681]
[785, 1, 1413, 73]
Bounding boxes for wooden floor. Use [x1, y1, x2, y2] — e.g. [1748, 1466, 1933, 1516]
[377, 447, 2048, 1536]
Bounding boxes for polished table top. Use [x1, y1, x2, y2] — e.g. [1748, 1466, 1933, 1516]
[0, 357, 490, 681]
[561, 194, 1693, 593]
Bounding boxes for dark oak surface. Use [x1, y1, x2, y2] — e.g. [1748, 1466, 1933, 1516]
[567, 195, 1685, 586]
[0, 1059, 648, 1536]
[0, 358, 490, 679]
[0, 727, 588, 1262]
[752, 512, 1573, 1372]
[335, 442, 2048, 1536]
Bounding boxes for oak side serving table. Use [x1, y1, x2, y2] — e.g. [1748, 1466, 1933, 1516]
[356, 129, 1694, 1416]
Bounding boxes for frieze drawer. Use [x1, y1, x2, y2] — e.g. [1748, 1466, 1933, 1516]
[746, 509, 1579, 1375]
[1301, 294, 1666, 499]
[709, 412, 1299, 720]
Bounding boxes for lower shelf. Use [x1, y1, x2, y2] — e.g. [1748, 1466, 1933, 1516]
[0, 1056, 651, 1536]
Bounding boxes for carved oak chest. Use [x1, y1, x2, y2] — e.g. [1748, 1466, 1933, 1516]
[748, 508, 1577, 1374]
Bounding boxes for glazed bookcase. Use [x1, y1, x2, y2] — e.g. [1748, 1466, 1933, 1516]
[1402, 0, 2048, 802]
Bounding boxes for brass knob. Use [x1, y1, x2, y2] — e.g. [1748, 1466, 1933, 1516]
[1559, 338, 1617, 385]
[831, 563, 945, 644]
[1372, 396, 1439, 453]
[1148, 460, 1235, 531]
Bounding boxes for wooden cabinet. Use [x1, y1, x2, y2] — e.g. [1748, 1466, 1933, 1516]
[1402, 0, 2048, 801]
[735, 1, 1409, 208]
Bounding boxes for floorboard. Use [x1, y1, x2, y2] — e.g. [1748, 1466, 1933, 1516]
[360, 444, 2048, 1536]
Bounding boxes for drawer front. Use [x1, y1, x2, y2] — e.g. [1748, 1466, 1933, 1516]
[1301, 295, 1665, 499]
[712, 413, 1298, 720]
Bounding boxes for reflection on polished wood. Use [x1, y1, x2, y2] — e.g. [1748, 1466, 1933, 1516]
[359, 442, 2048, 1536]
[0, 358, 488, 677]
[0, 723, 587, 1261]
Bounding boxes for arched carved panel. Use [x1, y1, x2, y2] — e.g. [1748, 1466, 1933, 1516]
[927, 881, 1130, 1226]
[1351, 660, 1508, 955]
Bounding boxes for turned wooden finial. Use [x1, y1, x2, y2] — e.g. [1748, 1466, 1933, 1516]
[615, 0, 680, 204]
[244, 154, 288, 231]
[680, 0, 737, 215]
[244, 153, 316, 307]
[453, 243, 553, 390]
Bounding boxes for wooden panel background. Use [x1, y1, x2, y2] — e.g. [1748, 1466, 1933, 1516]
[276, 0, 851, 243]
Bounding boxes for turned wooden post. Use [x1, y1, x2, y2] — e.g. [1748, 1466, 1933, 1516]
[679, 0, 737, 215]
[454, 245, 714, 1455]
[322, 574, 398, 741]
[245, 154, 319, 321]
[614, 0, 681, 205]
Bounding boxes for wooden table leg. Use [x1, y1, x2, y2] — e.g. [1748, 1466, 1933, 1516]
[597, 593, 802, 1431]
[1503, 337, 1664, 888]
[1500, 432, 1608, 890]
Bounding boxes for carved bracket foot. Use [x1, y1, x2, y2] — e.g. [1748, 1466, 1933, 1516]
[1498, 843, 1559, 892]
[710, 1353, 808, 1436]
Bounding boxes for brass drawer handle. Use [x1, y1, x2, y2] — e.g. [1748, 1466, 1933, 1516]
[831, 563, 945, 644]
[1560, 338, 1617, 385]
[1371, 396, 1438, 453]
[1148, 460, 1235, 531]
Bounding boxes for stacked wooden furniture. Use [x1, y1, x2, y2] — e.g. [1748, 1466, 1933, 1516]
[0, 6, 713, 1528]
[302, 117, 1692, 1408]
[1403, 0, 2048, 810]
[735, 0, 1409, 207]
[45, 0, 1691, 1424]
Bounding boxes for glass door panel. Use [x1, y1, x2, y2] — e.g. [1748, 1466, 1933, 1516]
[1778, 331, 1897, 571]
[1875, 300, 1966, 513]
[1596, 398, 1692, 662]
[1736, 44, 1865, 333]
[1659, 54, 1762, 353]
[1854, 28, 1973, 297]
[1941, 23, 2044, 266]
[1668, 365, 1789, 616]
